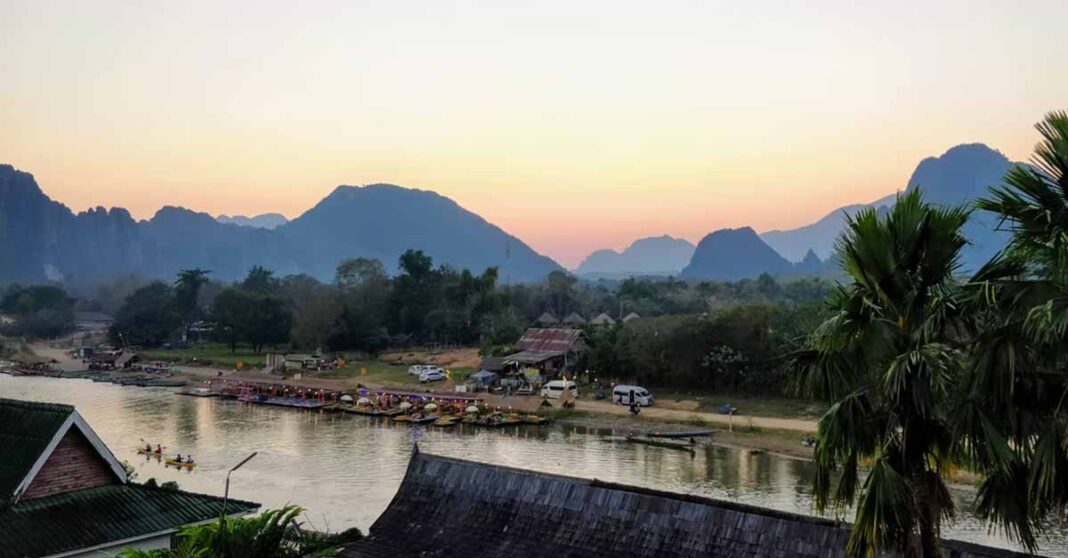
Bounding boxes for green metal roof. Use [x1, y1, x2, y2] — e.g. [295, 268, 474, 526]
[0, 483, 260, 557]
[0, 398, 74, 501]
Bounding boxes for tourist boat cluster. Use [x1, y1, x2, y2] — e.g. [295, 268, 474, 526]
[179, 379, 553, 429]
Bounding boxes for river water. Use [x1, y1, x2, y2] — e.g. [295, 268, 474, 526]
[2, 373, 1064, 556]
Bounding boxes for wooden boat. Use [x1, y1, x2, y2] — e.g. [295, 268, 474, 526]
[434, 416, 461, 427]
[602, 436, 697, 454]
[393, 414, 413, 423]
[165, 458, 196, 469]
[518, 414, 551, 425]
[646, 430, 716, 439]
[177, 387, 217, 397]
[408, 414, 439, 425]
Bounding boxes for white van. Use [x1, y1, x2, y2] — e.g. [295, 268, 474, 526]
[613, 385, 654, 407]
[540, 380, 578, 399]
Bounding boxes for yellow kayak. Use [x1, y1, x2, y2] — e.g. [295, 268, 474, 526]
[165, 458, 196, 468]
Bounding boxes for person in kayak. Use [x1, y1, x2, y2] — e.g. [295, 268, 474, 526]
[176, 454, 183, 463]
[155, 444, 162, 453]
[144, 443, 152, 452]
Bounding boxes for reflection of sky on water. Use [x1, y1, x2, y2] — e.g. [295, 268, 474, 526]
[2, 373, 1063, 556]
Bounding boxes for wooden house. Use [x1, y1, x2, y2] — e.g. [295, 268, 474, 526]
[0, 398, 259, 557]
[340, 449, 1033, 558]
[502, 327, 586, 378]
[589, 312, 617, 327]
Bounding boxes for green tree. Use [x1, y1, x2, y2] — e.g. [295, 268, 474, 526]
[0, 284, 75, 339]
[958, 110, 1068, 549]
[242, 266, 278, 294]
[109, 282, 181, 347]
[790, 189, 968, 557]
[174, 268, 211, 323]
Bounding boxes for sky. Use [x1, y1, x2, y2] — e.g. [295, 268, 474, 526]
[3, 1, 1067, 267]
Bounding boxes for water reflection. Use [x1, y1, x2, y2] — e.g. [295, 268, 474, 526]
[1, 373, 1063, 556]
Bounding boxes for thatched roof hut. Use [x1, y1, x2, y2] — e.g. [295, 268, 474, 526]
[589, 312, 616, 326]
[534, 312, 559, 326]
[562, 312, 587, 326]
[622, 312, 641, 322]
[340, 450, 1026, 558]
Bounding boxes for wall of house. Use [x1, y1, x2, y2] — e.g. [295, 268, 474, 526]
[22, 428, 115, 500]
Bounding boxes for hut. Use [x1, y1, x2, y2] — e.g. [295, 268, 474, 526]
[469, 370, 499, 388]
[0, 398, 259, 557]
[589, 312, 617, 327]
[562, 312, 587, 326]
[340, 449, 1031, 558]
[534, 312, 559, 326]
[622, 312, 641, 323]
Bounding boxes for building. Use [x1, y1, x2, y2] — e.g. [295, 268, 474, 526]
[589, 312, 617, 327]
[339, 449, 1032, 558]
[622, 312, 641, 323]
[562, 312, 587, 326]
[534, 312, 559, 326]
[502, 327, 586, 378]
[0, 398, 259, 557]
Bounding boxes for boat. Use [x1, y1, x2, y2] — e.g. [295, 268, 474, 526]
[645, 430, 716, 439]
[165, 458, 196, 469]
[408, 414, 439, 425]
[177, 387, 217, 397]
[602, 436, 697, 454]
[393, 414, 413, 423]
[518, 414, 551, 425]
[434, 416, 461, 427]
[137, 448, 164, 456]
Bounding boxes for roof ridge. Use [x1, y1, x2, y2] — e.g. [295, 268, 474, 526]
[0, 398, 75, 414]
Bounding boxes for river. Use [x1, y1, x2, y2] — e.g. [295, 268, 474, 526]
[2, 372, 1064, 556]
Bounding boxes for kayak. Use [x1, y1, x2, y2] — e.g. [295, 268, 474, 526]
[165, 458, 196, 468]
[408, 414, 439, 425]
[137, 448, 164, 456]
[519, 415, 551, 425]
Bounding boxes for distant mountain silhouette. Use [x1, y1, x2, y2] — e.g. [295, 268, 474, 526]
[760, 144, 1016, 270]
[681, 227, 794, 280]
[0, 167, 561, 284]
[217, 213, 288, 229]
[276, 184, 562, 280]
[761, 193, 896, 262]
[574, 235, 694, 277]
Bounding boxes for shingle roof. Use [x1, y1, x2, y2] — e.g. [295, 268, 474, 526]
[0, 483, 260, 558]
[340, 450, 1035, 558]
[0, 398, 73, 501]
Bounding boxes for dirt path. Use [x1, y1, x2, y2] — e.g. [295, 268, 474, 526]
[577, 399, 818, 432]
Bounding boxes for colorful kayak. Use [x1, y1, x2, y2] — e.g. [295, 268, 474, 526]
[165, 458, 196, 468]
[137, 448, 163, 456]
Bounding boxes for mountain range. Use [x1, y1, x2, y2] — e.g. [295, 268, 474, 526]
[0, 166, 561, 284]
[0, 143, 1020, 287]
[577, 143, 1018, 281]
[573, 235, 694, 278]
[216, 213, 289, 229]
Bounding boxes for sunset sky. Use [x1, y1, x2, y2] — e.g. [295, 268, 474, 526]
[3, 0, 1067, 267]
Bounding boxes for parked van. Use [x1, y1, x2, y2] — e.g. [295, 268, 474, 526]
[540, 380, 578, 399]
[613, 385, 653, 407]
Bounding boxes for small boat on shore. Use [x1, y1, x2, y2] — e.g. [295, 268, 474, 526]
[177, 387, 218, 397]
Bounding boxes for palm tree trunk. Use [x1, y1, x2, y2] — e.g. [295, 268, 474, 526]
[913, 474, 942, 558]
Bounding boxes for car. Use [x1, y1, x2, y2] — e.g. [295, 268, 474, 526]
[408, 364, 429, 376]
[612, 385, 653, 406]
[540, 380, 578, 399]
[419, 367, 446, 383]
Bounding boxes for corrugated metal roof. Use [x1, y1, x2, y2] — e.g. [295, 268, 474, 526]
[512, 328, 584, 353]
[502, 350, 562, 364]
[339, 451, 1039, 558]
[0, 483, 260, 557]
[0, 398, 73, 500]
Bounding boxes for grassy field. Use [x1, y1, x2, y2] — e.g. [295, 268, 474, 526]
[139, 343, 268, 368]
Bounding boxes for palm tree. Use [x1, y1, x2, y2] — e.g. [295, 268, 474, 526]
[175, 268, 211, 323]
[791, 189, 969, 557]
[958, 110, 1068, 550]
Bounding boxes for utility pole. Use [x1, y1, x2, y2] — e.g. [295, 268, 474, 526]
[221, 452, 258, 519]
